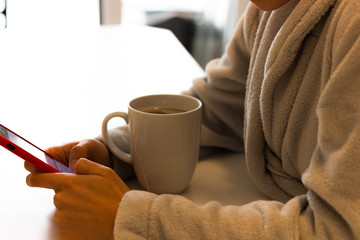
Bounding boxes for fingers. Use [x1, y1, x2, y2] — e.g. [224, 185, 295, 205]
[75, 158, 130, 192]
[26, 172, 73, 192]
[75, 158, 111, 176]
[25, 161, 66, 192]
[68, 142, 89, 170]
[69, 139, 111, 170]
[46, 140, 99, 171]
[26, 158, 129, 195]
[24, 161, 38, 173]
[45, 142, 79, 165]
[45, 139, 112, 172]
[45, 141, 89, 171]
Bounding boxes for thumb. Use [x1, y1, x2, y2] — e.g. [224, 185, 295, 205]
[68, 142, 89, 170]
[75, 158, 110, 177]
[75, 158, 129, 192]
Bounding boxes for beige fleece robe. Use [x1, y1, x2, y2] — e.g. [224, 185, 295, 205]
[112, 0, 360, 239]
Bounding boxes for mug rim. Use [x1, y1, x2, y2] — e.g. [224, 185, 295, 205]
[128, 94, 202, 116]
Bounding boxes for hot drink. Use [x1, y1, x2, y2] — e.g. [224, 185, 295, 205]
[102, 94, 202, 193]
[138, 106, 186, 114]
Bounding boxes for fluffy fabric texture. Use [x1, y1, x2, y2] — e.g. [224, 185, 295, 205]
[112, 0, 360, 238]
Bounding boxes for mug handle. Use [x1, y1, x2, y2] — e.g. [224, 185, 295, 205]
[102, 112, 132, 165]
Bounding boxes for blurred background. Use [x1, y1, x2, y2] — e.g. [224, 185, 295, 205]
[0, 0, 6, 28]
[2, 0, 248, 67]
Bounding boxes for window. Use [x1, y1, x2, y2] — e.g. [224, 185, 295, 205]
[6, 0, 98, 28]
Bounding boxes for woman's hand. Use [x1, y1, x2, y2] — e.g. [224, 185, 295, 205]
[45, 139, 111, 171]
[25, 159, 129, 240]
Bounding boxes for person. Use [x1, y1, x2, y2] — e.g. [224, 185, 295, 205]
[25, 0, 360, 239]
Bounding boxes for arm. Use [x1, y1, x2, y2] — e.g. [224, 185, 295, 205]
[184, 4, 258, 154]
[300, 7, 360, 237]
[115, 41, 360, 238]
[114, 3, 360, 240]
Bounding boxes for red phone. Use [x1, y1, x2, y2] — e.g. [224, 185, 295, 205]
[0, 124, 73, 173]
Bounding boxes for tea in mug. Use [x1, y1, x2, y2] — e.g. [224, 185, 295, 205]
[139, 106, 186, 114]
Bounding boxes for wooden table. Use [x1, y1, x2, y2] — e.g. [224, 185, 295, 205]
[0, 25, 267, 239]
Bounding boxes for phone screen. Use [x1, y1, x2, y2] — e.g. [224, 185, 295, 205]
[0, 125, 73, 173]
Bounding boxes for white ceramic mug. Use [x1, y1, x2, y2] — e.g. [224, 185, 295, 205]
[102, 94, 202, 193]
